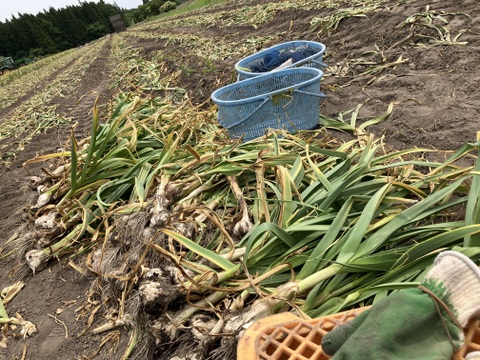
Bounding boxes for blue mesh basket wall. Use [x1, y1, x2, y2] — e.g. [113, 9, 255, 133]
[211, 68, 324, 141]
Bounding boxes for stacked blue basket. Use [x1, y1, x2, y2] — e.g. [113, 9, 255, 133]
[235, 41, 326, 81]
[211, 41, 327, 142]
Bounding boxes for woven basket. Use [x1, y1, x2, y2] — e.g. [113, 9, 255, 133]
[211, 68, 325, 142]
[235, 41, 327, 81]
[237, 308, 368, 360]
[237, 308, 480, 360]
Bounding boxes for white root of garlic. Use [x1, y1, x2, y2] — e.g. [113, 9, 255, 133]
[29, 176, 42, 189]
[91, 314, 132, 334]
[233, 215, 253, 238]
[25, 249, 49, 274]
[51, 165, 66, 176]
[35, 192, 52, 208]
[227, 176, 253, 237]
[35, 212, 57, 229]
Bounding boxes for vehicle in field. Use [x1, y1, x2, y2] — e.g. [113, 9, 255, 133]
[0, 57, 16, 75]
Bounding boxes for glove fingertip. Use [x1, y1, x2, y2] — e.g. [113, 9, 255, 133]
[321, 337, 335, 355]
[466, 351, 480, 360]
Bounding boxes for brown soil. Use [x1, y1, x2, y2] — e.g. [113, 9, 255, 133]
[0, 0, 479, 359]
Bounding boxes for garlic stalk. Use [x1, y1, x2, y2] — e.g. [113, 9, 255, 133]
[227, 176, 253, 237]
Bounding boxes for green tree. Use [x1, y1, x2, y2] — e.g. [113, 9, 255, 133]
[0, 1, 126, 58]
[28, 15, 59, 54]
[160, 1, 177, 13]
[133, 4, 151, 22]
[86, 22, 108, 40]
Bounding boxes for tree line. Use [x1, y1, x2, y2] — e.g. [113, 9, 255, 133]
[0, 0, 187, 65]
[0, 1, 126, 63]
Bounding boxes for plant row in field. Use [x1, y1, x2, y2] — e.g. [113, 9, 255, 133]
[135, 0, 386, 32]
[0, 53, 75, 110]
[128, 0, 470, 96]
[0, 48, 75, 88]
[6, 35, 479, 358]
[0, 47, 94, 111]
[122, 30, 278, 62]
[0, 38, 112, 168]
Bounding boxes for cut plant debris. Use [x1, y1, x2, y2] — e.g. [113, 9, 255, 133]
[0, 39, 108, 171]
[9, 44, 480, 358]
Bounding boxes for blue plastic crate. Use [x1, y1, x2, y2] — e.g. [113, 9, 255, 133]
[235, 41, 326, 81]
[211, 68, 326, 142]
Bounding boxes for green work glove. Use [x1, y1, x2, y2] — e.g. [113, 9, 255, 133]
[321, 251, 480, 360]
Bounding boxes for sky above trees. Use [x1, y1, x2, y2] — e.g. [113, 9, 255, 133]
[0, 0, 142, 22]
